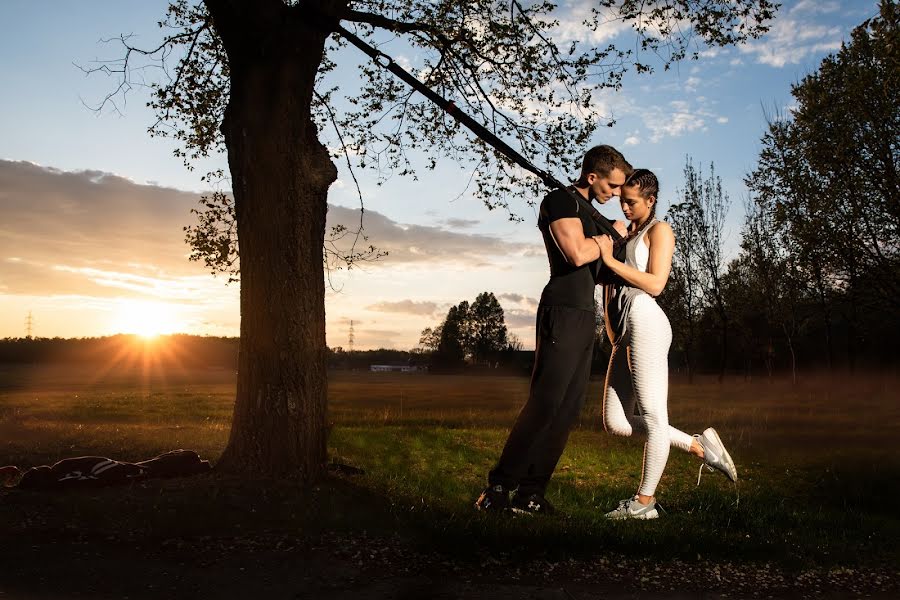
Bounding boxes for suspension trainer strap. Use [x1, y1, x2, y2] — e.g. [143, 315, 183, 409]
[335, 24, 623, 243]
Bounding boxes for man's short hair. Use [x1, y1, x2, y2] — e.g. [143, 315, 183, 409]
[576, 145, 633, 186]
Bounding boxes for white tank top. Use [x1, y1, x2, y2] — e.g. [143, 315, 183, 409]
[626, 218, 656, 273]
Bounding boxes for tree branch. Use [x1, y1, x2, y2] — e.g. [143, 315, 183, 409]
[341, 9, 440, 35]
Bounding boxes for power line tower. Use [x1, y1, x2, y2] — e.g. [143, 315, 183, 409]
[348, 320, 355, 354]
[24, 311, 34, 339]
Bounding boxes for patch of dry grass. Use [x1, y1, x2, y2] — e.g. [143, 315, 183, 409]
[1, 365, 898, 567]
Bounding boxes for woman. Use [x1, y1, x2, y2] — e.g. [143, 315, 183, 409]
[595, 169, 737, 520]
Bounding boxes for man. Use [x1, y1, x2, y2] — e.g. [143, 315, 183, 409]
[475, 145, 632, 514]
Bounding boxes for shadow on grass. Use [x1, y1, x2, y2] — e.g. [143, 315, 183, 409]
[2, 440, 899, 599]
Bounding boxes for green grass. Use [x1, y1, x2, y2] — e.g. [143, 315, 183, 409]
[1, 363, 899, 571]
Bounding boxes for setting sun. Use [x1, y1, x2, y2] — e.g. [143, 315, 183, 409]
[112, 300, 182, 338]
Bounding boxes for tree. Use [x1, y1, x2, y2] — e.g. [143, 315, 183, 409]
[665, 158, 729, 381]
[505, 332, 524, 353]
[735, 195, 809, 382]
[747, 0, 900, 371]
[690, 161, 730, 381]
[417, 325, 442, 353]
[423, 293, 510, 366]
[746, 114, 841, 370]
[434, 303, 468, 369]
[663, 196, 705, 383]
[90, 0, 776, 480]
[719, 254, 768, 378]
[468, 292, 508, 365]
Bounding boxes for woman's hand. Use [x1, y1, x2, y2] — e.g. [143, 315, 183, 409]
[595, 234, 614, 264]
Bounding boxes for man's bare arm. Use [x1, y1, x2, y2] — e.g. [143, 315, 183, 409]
[549, 218, 603, 267]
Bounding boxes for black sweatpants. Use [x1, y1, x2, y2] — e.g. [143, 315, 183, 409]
[488, 304, 596, 496]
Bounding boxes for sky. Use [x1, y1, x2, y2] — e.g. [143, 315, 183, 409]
[0, 1, 878, 349]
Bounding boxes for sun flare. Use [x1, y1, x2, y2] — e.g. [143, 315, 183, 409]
[113, 300, 181, 339]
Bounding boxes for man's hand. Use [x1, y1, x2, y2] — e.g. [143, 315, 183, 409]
[613, 220, 628, 237]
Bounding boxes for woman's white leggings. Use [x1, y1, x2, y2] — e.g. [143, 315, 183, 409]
[603, 294, 694, 497]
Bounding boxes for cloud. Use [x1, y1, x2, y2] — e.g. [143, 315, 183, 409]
[792, 0, 841, 14]
[345, 329, 405, 350]
[504, 308, 536, 329]
[547, 3, 631, 45]
[640, 99, 726, 143]
[0, 161, 198, 271]
[498, 293, 539, 309]
[334, 316, 364, 326]
[0, 160, 211, 299]
[738, 2, 846, 68]
[683, 76, 701, 93]
[328, 204, 537, 267]
[624, 136, 641, 146]
[365, 300, 440, 316]
[497, 296, 539, 331]
[0, 161, 540, 303]
[440, 218, 480, 229]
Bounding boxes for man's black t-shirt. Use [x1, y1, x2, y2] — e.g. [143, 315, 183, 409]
[538, 188, 599, 312]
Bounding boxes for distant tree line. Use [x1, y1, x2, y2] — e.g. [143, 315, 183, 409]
[0, 335, 240, 368]
[659, 2, 899, 381]
[0, 336, 437, 372]
[326, 347, 429, 370]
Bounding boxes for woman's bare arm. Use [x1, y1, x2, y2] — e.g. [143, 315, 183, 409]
[595, 222, 674, 296]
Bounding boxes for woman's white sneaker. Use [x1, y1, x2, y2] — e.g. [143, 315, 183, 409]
[604, 496, 660, 520]
[695, 427, 738, 482]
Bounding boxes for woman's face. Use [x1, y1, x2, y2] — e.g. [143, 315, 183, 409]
[620, 185, 654, 223]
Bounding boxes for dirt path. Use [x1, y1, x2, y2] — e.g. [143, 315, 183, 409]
[2, 529, 897, 600]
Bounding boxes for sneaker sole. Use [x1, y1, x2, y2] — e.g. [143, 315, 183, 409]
[605, 509, 659, 520]
[508, 507, 535, 516]
[706, 428, 738, 482]
[475, 502, 508, 512]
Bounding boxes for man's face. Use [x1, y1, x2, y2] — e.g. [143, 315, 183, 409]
[587, 168, 627, 203]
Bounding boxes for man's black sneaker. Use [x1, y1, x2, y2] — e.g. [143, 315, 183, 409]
[509, 492, 556, 515]
[474, 484, 510, 511]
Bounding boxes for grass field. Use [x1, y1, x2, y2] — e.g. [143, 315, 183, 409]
[1, 363, 899, 597]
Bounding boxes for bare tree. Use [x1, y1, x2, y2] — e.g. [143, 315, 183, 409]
[673, 157, 730, 381]
[663, 197, 705, 383]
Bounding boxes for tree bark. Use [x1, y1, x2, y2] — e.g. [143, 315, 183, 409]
[685, 332, 694, 385]
[210, 2, 338, 480]
[717, 304, 728, 383]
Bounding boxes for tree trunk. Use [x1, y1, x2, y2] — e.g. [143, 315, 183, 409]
[718, 308, 728, 383]
[686, 316, 695, 384]
[784, 326, 797, 385]
[846, 270, 858, 375]
[211, 3, 337, 480]
[685, 342, 694, 384]
[788, 338, 797, 385]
